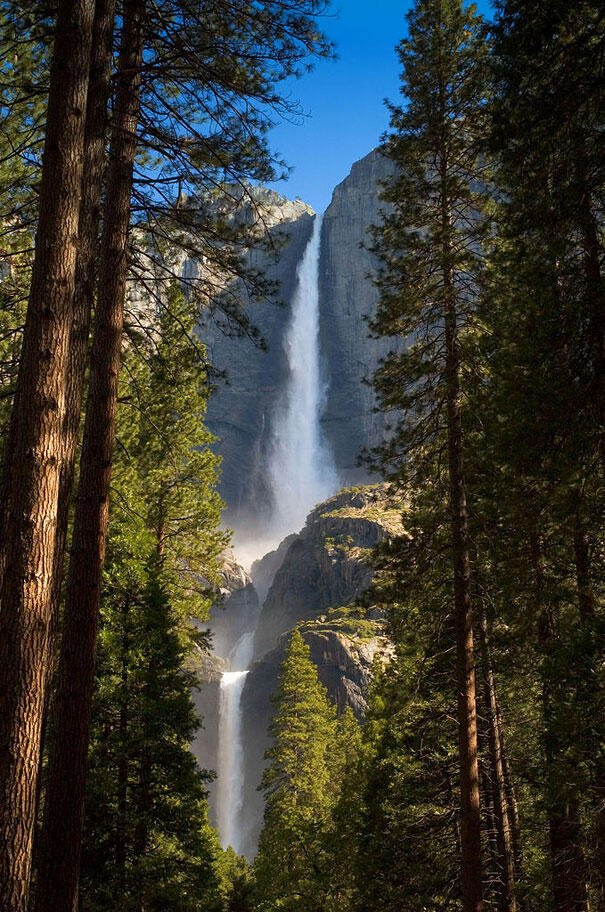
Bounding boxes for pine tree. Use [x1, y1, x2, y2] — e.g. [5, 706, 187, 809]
[254, 630, 340, 912]
[66, 281, 227, 911]
[485, 3, 605, 907]
[80, 569, 226, 912]
[352, 527, 464, 912]
[369, 2, 490, 908]
[36, 4, 332, 904]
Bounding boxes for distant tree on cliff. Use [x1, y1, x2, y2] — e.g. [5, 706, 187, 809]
[369, 1, 490, 909]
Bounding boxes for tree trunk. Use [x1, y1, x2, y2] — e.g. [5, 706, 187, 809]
[573, 514, 605, 910]
[478, 610, 517, 912]
[577, 177, 605, 478]
[0, 3, 94, 908]
[530, 529, 589, 912]
[480, 758, 501, 903]
[500, 736, 523, 890]
[443, 286, 483, 910]
[113, 593, 132, 892]
[33, 0, 116, 863]
[31, 4, 144, 910]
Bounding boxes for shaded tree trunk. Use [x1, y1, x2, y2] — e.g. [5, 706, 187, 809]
[530, 529, 589, 912]
[441, 181, 483, 910]
[0, 2, 95, 908]
[573, 513, 605, 910]
[32, 4, 144, 910]
[500, 737, 523, 889]
[576, 175, 605, 479]
[480, 758, 501, 902]
[116, 597, 131, 891]
[478, 609, 517, 912]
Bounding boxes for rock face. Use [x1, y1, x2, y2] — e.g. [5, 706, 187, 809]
[201, 150, 401, 534]
[249, 534, 298, 605]
[319, 148, 400, 482]
[199, 195, 315, 528]
[252, 485, 398, 660]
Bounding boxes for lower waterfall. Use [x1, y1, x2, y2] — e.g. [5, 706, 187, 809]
[217, 671, 249, 852]
[216, 630, 254, 853]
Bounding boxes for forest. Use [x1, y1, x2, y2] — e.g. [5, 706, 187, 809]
[0, 1, 603, 912]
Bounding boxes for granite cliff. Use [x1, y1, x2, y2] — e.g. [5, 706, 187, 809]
[200, 149, 400, 538]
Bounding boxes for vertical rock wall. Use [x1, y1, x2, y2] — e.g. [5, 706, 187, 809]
[202, 150, 402, 528]
[318, 148, 399, 483]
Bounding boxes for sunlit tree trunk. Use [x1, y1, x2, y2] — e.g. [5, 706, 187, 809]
[0, 3, 94, 908]
[34, 0, 116, 856]
[32, 3, 144, 909]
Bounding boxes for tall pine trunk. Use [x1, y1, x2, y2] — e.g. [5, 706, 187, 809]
[443, 259, 483, 912]
[478, 609, 517, 912]
[34, 0, 116, 845]
[32, 4, 144, 910]
[530, 529, 589, 912]
[46, 0, 117, 660]
[0, 3, 94, 908]
[500, 732, 524, 891]
[573, 514, 605, 910]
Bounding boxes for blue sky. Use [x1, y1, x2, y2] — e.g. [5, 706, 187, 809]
[266, 0, 493, 212]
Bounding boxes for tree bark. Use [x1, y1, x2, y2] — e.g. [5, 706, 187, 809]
[573, 514, 605, 910]
[577, 177, 605, 479]
[530, 529, 589, 912]
[500, 735, 523, 890]
[33, 0, 116, 862]
[445, 297, 483, 912]
[0, 3, 94, 909]
[478, 610, 517, 912]
[32, 4, 144, 910]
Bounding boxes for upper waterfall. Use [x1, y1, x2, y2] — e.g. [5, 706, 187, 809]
[266, 212, 340, 542]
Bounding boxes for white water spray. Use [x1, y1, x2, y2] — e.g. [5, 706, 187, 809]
[266, 211, 340, 543]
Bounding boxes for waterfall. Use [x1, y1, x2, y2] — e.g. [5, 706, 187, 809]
[217, 672, 248, 852]
[215, 212, 341, 855]
[267, 211, 340, 541]
[216, 630, 254, 853]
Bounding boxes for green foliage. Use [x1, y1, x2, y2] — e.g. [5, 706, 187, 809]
[368, 0, 490, 483]
[254, 630, 361, 912]
[79, 282, 227, 911]
[0, 0, 50, 442]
